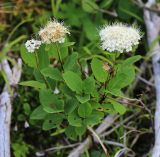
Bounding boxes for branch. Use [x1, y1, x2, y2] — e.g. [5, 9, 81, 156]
[87, 126, 108, 156]
[0, 58, 22, 157]
[0, 91, 11, 157]
[68, 115, 118, 157]
[99, 9, 118, 17]
[133, 0, 160, 13]
[143, 0, 160, 156]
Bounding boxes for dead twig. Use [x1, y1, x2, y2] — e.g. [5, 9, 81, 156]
[137, 75, 154, 87]
[36, 142, 81, 155]
[88, 126, 109, 157]
[133, 0, 160, 13]
[101, 112, 139, 137]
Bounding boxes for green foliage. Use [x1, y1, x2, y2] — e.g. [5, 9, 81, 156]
[38, 45, 50, 69]
[68, 110, 82, 127]
[12, 142, 30, 157]
[91, 58, 108, 83]
[30, 105, 48, 120]
[65, 125, 77, 140]
[118, 0, 143, 22]
[19, 81, 46, 89]
[83, 77, 95, 94]
[106, 55, 141, 96]
[40, 89, 64, 113]
[19, 0, 142, 144]
[82, 0, 99, 13]
[20, 45, 36, 68]
[63, 52, 78, 71]
[75, 126, 86, 136]
[42, 114, 63, 130]
[21, 45, 141, 139]
[109, 100, 127, 115]
[41, 67, 63, 81]
[84, 111, 104, 125]
[63, 71, 83, 94]
[83, 19, 98, 41]
[1, 0, 147, 156]
[64, 98, 79, 114]
[78, 102, 92, 118]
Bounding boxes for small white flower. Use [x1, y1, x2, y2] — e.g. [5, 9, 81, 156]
[24, 121, 29, 128]
[58, 38, 65, 43]
[99, 23, 141, 53]
[25, 39, 42, 53]
[54, 87, 60, 94]
[39, 19, 70, 44]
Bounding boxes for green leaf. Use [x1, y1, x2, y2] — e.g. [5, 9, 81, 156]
[78, 102, 92, 118]
[123, 55, 141, 66]
[100, 0, 113, 9]
[23, 103, 31, 115]
[40, 89, 64, 113]
[91, 89, 99, 99]
[60, 84, 75, 97]
[83, 19, 98, 41]
[107, 73, 127, 91]
[30, 105, 48, 120]
[82, 0, 99, 13]
[46, 44, 68, 60]
[46, 44, 58, 59]
[102, 104, 117, 114]
[106, 89, 124, 97]
[107, 62, 136, 91]
[12, 142, 29, 157]
[20, 45, 36, 68]
[90, 101, 101, 109]
[83, 77, 95, 94]
[68, 110, 82, 127]
[33, 69, 43, 82]
[64, 99, 79, 114]
[42, 114, 63, 130]
[59, 2, 86, 27]
[91, 58, 108, 83]
[59, 45, 68, 59]
[65, 125, 77, 140]
[63, 71, 83, 93]
[117, 65, 135, 88]
[64, 53, 78, 71]
[118, 0, 143, 22]
[38, 45, 49, 70]
[75, 126, 86, 136]
[61, 42, 75, 47]
[41, 67, 63, 81]
[84, 111, 104, 125]
[19, 81, 46, 89]
[110, 100, 127, 115]
[76, 94, 90, 103]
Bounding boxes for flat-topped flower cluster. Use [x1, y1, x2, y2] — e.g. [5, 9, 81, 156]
[39, 20, 70, 44]
[25, 19, 69, 53]
[25, 21, 141, 54]
[25, 39, 42, 53]
[99, 23, 141, 53]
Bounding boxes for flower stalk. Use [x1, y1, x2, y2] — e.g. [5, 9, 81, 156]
[55, 43, 64, 71]
[34, 51, 50, 89]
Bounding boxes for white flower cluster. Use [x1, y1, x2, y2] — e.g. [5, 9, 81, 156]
[39, 20, 70, 44]
[25, 39, 42, 53]
[99, 23, 141, 53]
[25, 20, 70, 53]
